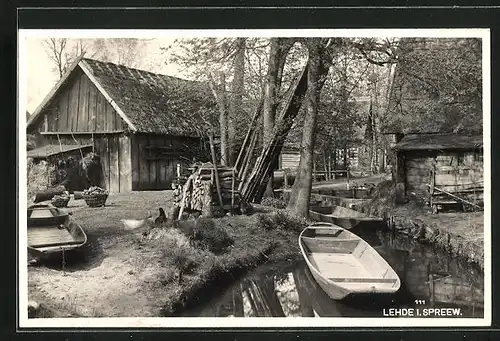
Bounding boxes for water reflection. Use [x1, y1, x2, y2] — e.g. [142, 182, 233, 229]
[180, 230, 484, 318]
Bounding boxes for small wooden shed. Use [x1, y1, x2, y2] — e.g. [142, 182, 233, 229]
[279, 147, 301, 170]
[26, 57, 217, 192]
[393, 133, 483, 207]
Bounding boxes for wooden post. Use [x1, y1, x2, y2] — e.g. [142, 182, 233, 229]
[346, 166, 350, 189]
[283, 169, 288, 190]
[322, 152, 328, 181]
[328, 154, 332, 181]
[209, 133, 224, 213]
[231, 168, 235, 215]
[313, 156, 317, 182]
[429, 166, 435, 210]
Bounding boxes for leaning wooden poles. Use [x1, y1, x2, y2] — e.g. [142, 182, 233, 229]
[209, 133, 225, 212]
[240, 64, 309, 203]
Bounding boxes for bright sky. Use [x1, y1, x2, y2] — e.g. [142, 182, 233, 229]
[25, 37, 184, 113]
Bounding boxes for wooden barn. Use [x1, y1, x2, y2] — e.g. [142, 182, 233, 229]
[26, 57, 217, 192]
[393, 133, 483, 209]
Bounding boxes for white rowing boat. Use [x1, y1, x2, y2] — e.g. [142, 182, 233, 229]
[299, 222, 400, 300]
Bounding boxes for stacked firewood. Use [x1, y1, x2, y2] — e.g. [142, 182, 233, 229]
[177, 162, 241, 218]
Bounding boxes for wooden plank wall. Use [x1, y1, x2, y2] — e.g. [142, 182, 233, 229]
[29, 68, 127, 134]
[130, 134, 207, 191]
[280, 152, 301, 170]
[405, 150, 484, 197]
[39, 132, 132, 193]
[434, 152, 483, 192]
[404, 151, 435, 198]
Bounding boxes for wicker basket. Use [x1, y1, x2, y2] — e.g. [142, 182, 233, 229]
[51, 196, 70, 208]
[83, 192, 109, 207]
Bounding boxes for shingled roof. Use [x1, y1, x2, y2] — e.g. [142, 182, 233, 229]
[81, 58, 218, 136]
[393, 133, 483, 151]
[27, 57, 218, 137]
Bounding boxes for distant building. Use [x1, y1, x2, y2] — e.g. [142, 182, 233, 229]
[279, 146, 301, 170]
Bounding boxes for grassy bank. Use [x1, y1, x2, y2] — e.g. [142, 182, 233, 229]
[356, 180, 484, 270]
[28, 191, 306, 318]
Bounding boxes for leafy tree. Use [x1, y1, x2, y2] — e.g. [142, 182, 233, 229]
[385, 38, 482, 133]
[165, 38, 267, 164]
[263, 38, 295, 197]
[287, 38, 334, 216]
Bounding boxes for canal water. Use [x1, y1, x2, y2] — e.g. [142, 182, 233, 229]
[179, 229, 484, 318]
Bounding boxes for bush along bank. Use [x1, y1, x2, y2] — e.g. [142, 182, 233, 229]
[142, 210, 307, 316]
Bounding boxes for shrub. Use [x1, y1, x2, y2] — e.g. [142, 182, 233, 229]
[261, 197, 287, 209]
[182, 219, 234, 254]
[256, 210, 308, 232]
[256, 213, 276, 231]
[27, 158, 57, 201]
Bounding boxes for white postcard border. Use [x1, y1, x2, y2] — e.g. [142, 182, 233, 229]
[18, 28, 491, 329]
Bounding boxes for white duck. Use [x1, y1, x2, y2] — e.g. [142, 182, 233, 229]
[121, 210, 154, 230]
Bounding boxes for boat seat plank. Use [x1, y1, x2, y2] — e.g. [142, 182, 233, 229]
[329, 277, 398, 284]
[302, 236, 356, 242]
[28, 226, 83, 247]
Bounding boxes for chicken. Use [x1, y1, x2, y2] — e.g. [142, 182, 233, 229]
[121, 210, 154, 231]
[154, 207, 168, 225]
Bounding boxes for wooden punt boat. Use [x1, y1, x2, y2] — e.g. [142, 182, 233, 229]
[27, 204, 87, 256]
[309, 205, 384, 230]
[299, 222, 401, 300]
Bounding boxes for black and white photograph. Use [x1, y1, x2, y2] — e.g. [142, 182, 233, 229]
[18, 28, 490, 328]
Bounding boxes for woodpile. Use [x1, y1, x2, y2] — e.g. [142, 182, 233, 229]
[176, 162, 241, 219]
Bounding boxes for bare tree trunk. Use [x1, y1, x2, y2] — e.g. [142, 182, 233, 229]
[333, 148, 338, 173]
[287, 39, 330, 217]
[264, 38, 292, 198]
[209, 72, 228, 165]
[228, 38, 246, 166]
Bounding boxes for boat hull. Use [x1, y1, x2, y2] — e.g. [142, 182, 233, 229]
[306, 261, 351, 300]
[309, 205, 384, 230]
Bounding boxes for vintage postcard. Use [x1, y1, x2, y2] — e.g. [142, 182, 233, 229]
[18, 28, 491, 328]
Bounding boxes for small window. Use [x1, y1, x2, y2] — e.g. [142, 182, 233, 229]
[456, 152, 466, 166]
